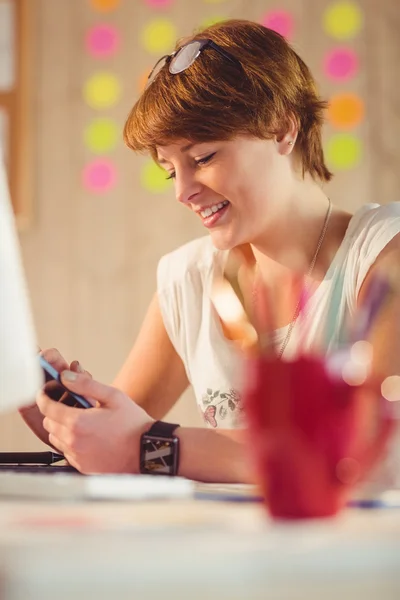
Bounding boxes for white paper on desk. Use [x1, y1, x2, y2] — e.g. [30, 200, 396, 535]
[0, 0, 15, 91]
[86, 474, 194, 500]
[0, 473, 195, 501]
[0, 156, 43, 412]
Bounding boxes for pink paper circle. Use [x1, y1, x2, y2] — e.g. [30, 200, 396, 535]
[144, 0, 174, 7]
[324, 47, 359, 81]
[261, 10, 294, 40]
[83, 160, 116, 193]
[86, 25, 120, 58]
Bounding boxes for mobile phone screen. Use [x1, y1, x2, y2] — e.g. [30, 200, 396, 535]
[39, 356, 92, 409]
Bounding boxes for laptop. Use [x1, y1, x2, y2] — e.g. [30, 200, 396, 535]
[0, 156, 43, 414]
[0, 155, 71, 473]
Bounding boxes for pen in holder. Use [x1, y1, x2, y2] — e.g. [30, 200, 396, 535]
[211, 255, 397, 519]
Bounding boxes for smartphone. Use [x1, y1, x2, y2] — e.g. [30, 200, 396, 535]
[39, 356, 92, 409]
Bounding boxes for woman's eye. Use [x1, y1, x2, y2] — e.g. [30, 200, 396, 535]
[195, 152, 216, 166]
[166, 172, 176, 180]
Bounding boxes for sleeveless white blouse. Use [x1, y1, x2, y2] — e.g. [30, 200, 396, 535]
[157, 203, 400, 432]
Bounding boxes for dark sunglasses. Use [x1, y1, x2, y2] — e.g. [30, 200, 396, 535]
[146, 38, 241, 88]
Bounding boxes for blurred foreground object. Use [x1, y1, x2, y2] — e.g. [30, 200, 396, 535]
[212, 248, 400, 519]
[243, 353, 394, 519]
[0, 157, 43, 412]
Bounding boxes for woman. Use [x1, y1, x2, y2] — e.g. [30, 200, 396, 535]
[22, 19, 400, 481]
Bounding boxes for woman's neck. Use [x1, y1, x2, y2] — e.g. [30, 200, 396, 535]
[249, 180, 352, 283]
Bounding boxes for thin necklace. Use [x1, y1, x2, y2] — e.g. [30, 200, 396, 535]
[253, 198, 333, 359]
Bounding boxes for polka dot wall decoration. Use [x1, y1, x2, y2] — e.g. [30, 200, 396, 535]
[141, 160, 172, 194]
[84, 118, 119, 154]
[323, 1, 364, 171]
[144, 0, 175, 7]
[261, 10, 294, 40]
[83, 159, 117, 193]
[200, 15, 226, 30]
[328, 93, 364, 130]
[324, 47, 359, 82]
[83, 1, 122, 194]
[326, 134, 362, 170]
[84, 72, 122, 109]
[141, 19, 177, 55]
[86, 24, 120, 58]
[90, 0, 120, 12]
[323, 1, 363, 40]
[138, 68, 151, 93]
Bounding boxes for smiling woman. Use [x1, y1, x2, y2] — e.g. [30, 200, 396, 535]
[21, 19, 400, 485]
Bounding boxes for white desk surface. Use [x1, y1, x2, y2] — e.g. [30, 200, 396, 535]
[0, 486, 400, 600]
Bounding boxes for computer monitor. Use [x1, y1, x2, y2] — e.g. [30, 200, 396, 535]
[0, 156, 43, 413]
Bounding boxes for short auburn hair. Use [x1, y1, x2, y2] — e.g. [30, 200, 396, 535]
[124, 19, 332, 182]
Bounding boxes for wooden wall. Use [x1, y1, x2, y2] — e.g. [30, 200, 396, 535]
[1, 0, 399, 450]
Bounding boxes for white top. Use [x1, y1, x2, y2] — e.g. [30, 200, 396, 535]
[157, 203, 400, 431]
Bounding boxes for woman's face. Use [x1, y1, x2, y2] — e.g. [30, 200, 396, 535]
[156, 135, 297, 251]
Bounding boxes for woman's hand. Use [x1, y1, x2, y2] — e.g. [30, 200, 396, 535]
[36, 370, 154, 473]
[18, 348, 90, 447]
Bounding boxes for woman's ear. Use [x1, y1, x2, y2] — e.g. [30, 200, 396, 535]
[276, 113, 299, 155]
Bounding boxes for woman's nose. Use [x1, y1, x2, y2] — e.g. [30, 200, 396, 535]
[175, 170, 203, 205]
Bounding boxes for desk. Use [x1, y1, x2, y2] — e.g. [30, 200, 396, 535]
[0, 496, 399, 600]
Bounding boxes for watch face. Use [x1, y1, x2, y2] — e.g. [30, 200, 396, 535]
[140, 435, 179, 476]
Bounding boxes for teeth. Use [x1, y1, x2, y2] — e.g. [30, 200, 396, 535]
[200, 200, 228, 219]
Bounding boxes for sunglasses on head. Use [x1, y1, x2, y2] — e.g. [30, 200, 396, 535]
[146, 38, 241, 88]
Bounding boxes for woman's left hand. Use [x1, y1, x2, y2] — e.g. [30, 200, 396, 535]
[36, 370, 154, 474]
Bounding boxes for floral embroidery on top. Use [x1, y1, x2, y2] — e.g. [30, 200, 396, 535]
[200, 388, 243, 428]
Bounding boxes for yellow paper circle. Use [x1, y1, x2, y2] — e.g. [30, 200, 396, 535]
[84, 118, 119, 153]
[84, 73, 121, 109]
[141, 19, 177, 55]
[326, 133, 362, 170]
[141, 161, 172, 194]
[328, 93, 364, 129]
[323, 1, 363, 39]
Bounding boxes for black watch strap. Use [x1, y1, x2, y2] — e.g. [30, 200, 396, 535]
[146, 421, 180, 438]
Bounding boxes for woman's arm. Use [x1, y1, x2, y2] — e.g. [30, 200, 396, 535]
[36, 372, 255, 483]
[357, 233, 400, 380]
[112, 292, 190, 419]
[20, 293, 190, 444]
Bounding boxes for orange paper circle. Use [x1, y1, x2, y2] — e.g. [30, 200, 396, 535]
[328, 93, 364, 129]
[90, 0, 120, 11]
[138, 69, 151, 93]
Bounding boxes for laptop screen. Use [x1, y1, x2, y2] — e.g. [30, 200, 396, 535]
[0, 156, 43, 413]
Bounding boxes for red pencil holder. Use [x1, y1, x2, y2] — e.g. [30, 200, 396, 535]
[243, 355, 394, 519]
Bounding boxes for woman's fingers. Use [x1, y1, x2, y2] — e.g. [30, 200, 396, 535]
[70, 360, 92, 378]
[40, 348, 69, 373]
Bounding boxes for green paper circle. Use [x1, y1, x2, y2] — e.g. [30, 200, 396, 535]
[326, 133, 362, 170]
[141, 161, 172, 194]
[199, 15, 226, 29]
[84, 118, 119, 154]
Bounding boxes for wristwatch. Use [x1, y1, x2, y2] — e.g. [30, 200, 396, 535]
[140, 421, 180, 476]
